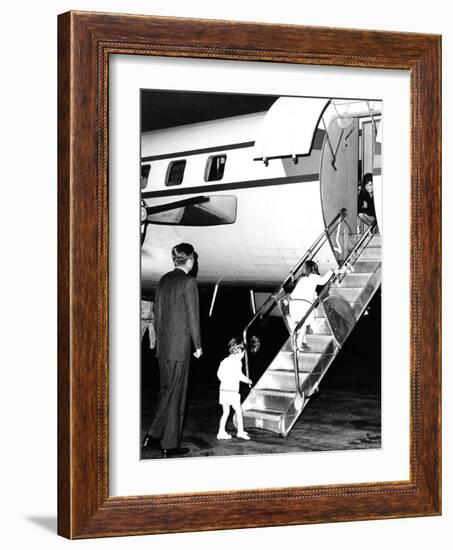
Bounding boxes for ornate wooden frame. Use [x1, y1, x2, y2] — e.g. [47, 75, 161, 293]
[58, 11, 441, 539]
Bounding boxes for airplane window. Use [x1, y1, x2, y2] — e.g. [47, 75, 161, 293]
[166, 160, 186, 186]
[141, 164, 151, 190]
[146, 195, 237, 226]
[205, 155, 226, 181]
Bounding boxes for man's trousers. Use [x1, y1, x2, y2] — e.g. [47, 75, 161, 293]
[149, 358, 190, 449]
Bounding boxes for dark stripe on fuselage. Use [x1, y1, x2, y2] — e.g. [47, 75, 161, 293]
[142, 173, 320, 199]
[141, 129, 326, 163]
[141, 141, 255, 162]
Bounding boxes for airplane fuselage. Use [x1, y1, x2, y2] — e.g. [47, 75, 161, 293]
[141, 98, 381, 297]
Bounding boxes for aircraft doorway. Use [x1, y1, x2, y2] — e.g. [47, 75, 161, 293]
[320, 104, 381, 262]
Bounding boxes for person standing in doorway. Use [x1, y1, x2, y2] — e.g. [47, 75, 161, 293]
[358, 172, 376, 227]
[143, 243, 202, 458]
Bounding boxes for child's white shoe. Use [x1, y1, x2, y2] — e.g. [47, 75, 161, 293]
[236, 431, 250, 440]
[217, 431, 232, 440]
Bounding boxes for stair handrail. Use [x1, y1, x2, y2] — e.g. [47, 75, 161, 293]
[242, 208, 348, 380]
[290, 222, 378, 394]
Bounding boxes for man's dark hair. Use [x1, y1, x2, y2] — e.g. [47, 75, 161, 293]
[171, 243, 195, 266]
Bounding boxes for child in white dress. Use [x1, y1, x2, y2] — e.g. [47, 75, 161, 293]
[290, 260, 335, 350]
[217, 337, 252, 440]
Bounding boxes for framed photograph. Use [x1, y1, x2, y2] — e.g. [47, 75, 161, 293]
[58, 11, 441, 538]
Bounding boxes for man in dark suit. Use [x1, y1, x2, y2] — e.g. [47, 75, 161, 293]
[144, 243, 202, 458]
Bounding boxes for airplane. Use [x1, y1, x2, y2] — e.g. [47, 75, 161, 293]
[140, 94, 382, 437]
[140, 96, 381, 309]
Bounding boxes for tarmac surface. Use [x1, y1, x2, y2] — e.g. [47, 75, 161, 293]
[141, 381, 381, 460]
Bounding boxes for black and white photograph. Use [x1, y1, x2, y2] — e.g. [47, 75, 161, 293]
[139, 91, 382, 460]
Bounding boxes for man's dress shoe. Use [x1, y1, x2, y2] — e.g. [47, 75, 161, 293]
[161, 447, 189, 458]
[142, 434, 162, 449]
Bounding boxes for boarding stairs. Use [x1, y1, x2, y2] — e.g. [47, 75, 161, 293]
[241, 212, 381, 437]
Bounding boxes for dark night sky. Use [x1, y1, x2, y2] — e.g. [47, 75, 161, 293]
[140, 89, 278, 132]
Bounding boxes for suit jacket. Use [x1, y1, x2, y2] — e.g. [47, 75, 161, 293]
[154, 268, 201, 361]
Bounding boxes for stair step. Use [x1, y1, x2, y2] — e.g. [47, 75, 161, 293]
[253, 388, 296, 397]
[247, 388, 297, 412]
[312, 302, 354, 318]
[329, 286, 363, 302]
[242, 408, 283, 431]
[271, 350, 334, 372]
[267, 350, 297, 371]
[282, 334, 333, 353]
[359, 247, 381, 260]
[351, 233, 381, 246]
[297, 351, 335, 370]
[244, 408, 282, 417]
[305, 334, 335, 352]
[269, 367, 313, 375]
[350, 259, 380, 273]
[268, 350, 323, 372]
[273, 349, 322, 361]
[333, 272, 371, 287]
[255, 369, 310, 391]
